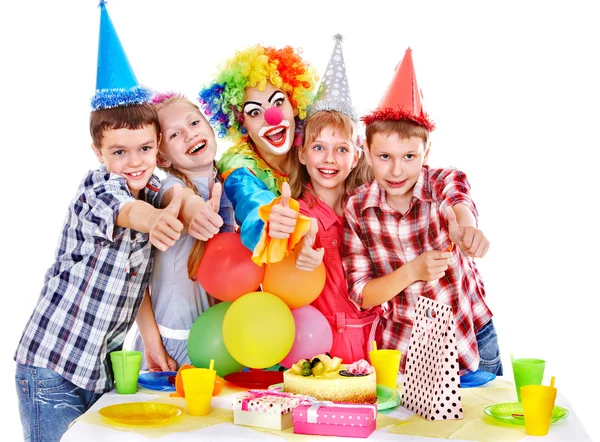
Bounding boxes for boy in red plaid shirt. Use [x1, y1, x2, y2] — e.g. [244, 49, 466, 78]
[343, 48, 501, 376]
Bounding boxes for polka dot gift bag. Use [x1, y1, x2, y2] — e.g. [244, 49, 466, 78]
[401, 296, 463, 421]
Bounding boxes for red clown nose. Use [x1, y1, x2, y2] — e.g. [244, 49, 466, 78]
[264, 107, 283, 126]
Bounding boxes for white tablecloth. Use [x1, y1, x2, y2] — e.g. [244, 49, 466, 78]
[61, 377, 591, 442]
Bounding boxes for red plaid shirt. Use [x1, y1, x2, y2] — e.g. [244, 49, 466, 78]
[342, 166, 493, 374]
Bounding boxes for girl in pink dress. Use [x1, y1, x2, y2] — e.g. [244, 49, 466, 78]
[285, 36, 381, 363]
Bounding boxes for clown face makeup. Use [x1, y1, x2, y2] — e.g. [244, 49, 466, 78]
[242, 83, 295, 157]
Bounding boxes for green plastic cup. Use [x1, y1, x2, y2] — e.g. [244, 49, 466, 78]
[512, 358, 545, 402]
[110, 350, 142, 394]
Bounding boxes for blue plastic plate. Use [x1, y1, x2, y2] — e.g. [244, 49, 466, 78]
[460, 370, 497, 388]
[138, 371, 177, 391]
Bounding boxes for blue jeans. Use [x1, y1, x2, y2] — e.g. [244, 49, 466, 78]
[476, 319, 503, 375]
[15, 364, 103, 442]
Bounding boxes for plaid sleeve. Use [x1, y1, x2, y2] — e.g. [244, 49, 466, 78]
[342, 202, 373, 308]
[429, 167, 479, 223]
[83, 174, 136, 242]
[219, 193, 236, 233]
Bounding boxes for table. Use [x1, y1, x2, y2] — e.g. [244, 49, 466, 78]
[62, 377, 591, 441]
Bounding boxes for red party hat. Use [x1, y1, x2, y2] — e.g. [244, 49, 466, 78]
[362, 47, 435, 131]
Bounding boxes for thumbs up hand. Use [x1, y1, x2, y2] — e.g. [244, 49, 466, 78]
[209, 182, 222, 212]
[295, 218, 325, 272]
[149, 184, 184, 251]
[188, 182, 224, 241]
[268, 182, 298, 239]
[445, 206, 489, 258]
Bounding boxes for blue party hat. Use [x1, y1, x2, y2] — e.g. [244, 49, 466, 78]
[91, 0, 151, 110]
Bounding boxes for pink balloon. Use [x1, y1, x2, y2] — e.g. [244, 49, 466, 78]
[279, 305, 333, 368]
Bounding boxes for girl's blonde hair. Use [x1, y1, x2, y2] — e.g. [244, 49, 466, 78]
[288, 110, 372, 205]
[154, 95, 219, 280]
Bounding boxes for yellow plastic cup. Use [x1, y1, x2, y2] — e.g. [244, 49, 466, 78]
[512, 358, 545, 401]
[110, 350, 142, 394]
[521, 384, 557, 436]
[369, 349, 401, 390]
[181, 367, 216, 416]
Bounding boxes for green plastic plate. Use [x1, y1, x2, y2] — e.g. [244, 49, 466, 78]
[376, 384, 401, 410]
[484, 402, 569, 425]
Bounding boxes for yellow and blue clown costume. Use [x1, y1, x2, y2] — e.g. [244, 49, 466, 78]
[199, 45, 318, 265]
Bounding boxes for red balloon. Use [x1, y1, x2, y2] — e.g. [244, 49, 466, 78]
[197, 232, 265, 302]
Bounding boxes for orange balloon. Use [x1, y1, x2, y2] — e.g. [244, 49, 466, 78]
[262, 253, 326, 309]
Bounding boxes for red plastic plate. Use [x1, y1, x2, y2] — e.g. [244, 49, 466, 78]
[224, 371, 284, 389]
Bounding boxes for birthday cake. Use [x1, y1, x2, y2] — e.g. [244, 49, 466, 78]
[283, 354, 377, 404]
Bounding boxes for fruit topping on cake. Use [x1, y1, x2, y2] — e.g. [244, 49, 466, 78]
[289, 353, 343, 377]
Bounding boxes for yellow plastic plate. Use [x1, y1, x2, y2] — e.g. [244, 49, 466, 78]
[99, 402, 184, 426]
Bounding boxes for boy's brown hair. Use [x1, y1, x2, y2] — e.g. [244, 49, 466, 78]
[365, 119, 430, 147]
[289, 110, 372, 204]
[89, 103, 160, 148]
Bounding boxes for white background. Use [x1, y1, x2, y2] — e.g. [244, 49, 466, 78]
[1, 0, 598, 440]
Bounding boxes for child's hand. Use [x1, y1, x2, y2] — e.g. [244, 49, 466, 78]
[408, 250, 451, 282]
[445, 206, 489, 258]
[268, 182, 298, 239]
[295, 218, 325, 272]
[149, 184, 184, 251]
[188, 182, 224, 241]
[145, 343, 178, 372]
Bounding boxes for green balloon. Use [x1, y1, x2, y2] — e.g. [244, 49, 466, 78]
[187, 302, 245, 377]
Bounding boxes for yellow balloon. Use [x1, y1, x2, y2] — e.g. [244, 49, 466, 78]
[222, 292, 295, 369]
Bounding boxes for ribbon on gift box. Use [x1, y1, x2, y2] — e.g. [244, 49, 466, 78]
[416, 319, 435, 346]
[301, 397, 377, 423]
[241, 389, 303, 411]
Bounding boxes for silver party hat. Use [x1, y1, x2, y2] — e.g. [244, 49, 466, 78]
[308, 34, 356, 121]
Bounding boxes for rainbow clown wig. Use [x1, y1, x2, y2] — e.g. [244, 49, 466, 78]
[198, 45, 318, 144]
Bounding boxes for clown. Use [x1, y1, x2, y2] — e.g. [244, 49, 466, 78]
[199, 45, 318, 264]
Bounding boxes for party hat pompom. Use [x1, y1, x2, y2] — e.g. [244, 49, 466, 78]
[308, 34, 356, 121]
[151, 92, 185, 105]
[91, 1, 151, 110]
[361, 48, 435, 131]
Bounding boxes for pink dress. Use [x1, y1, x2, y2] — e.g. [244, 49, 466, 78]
[299, 188, 381, 364]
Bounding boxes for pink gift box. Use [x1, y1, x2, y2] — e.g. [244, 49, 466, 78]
[293, 400, 378, 438]
[232, 390, 305, 431]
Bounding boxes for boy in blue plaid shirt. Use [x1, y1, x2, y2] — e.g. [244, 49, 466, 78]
[13, 3, 184, 441]
[14, 103, 185, 442]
